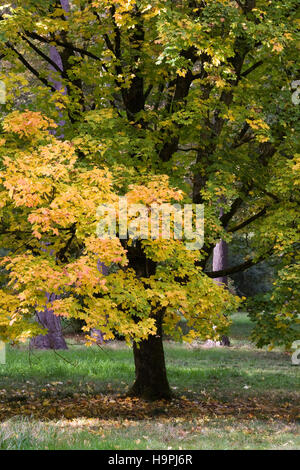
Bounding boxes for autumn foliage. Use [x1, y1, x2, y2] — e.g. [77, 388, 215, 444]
[0, 111, 238, 346]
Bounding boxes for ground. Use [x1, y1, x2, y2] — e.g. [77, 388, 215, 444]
[0, 313, 299, 450]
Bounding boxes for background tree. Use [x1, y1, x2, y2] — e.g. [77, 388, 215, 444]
[30, 0, 70, 350]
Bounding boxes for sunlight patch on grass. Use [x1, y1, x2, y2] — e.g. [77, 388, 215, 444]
[0, 416, 299, 450]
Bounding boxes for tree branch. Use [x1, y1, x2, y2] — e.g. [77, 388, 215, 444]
[206, 249, 273, 278]
[24, 31, 107, 68]
[228, 207, 268, 233]
[7, 43, 56, 93]
[220, 197, 244, 228]
[241, 60, 264, 77]
[21, 35, 67, 78]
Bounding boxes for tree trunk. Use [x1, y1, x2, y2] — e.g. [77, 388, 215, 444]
[90, 328, 105, 345]
[213, 207, 230, 346]
[49, 45, 66, 137]
[30, 0, 70, 350]
[30, 306, 67, 350]
[88, 261, 109, 344]
[129, 313, 172, 400]
[213, 238, 228, 287]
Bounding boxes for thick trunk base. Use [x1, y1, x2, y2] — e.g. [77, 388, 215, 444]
[129, 333, 172, 401]
[30, 309, 67, 350]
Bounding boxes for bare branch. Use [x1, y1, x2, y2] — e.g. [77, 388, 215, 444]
[21, 35, 67, 78]
[206, 248, 273, 278]
[7, 42, 56, 93]
[241, 60, 264, 77]
[228, 207, 268, 233]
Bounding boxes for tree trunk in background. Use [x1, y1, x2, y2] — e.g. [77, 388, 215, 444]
[129, 312, 172, 400]
[90, 328, 105, 344]
[30, 306, 67, 350]
[30, 0, 69, 350]
[212, 239, 228, 287]
[89, 261, 109, 344]
[49, 45, 66, 137]
[213, 208, 230, 346]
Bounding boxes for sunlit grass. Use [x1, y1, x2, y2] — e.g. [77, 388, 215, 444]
[0, 416, 299, 450]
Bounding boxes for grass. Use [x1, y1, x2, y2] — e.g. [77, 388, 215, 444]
[1, 416, 299, 450]
[0, 312, 299, 450]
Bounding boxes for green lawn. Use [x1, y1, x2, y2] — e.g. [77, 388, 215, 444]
[0, 313, 299, 450]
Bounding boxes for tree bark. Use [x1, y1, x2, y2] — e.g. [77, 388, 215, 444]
[213, 238, 228, 287]
[129, 312, 172, 400]
[88, 261, 109, 344]
[212, 207, 230, 346]
[90, 328, 105, 345]
[30, 0, 69, 350]
[49, 45, 66, 137]
[30, 305, 67, 350]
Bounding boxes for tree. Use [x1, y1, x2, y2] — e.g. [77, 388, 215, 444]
[247, 262, 300, 349]
[0, 0, 299, 398]
[0, 111, 238, 399]
[30, 0, 70, 350]
[212, 207, 230, 346]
